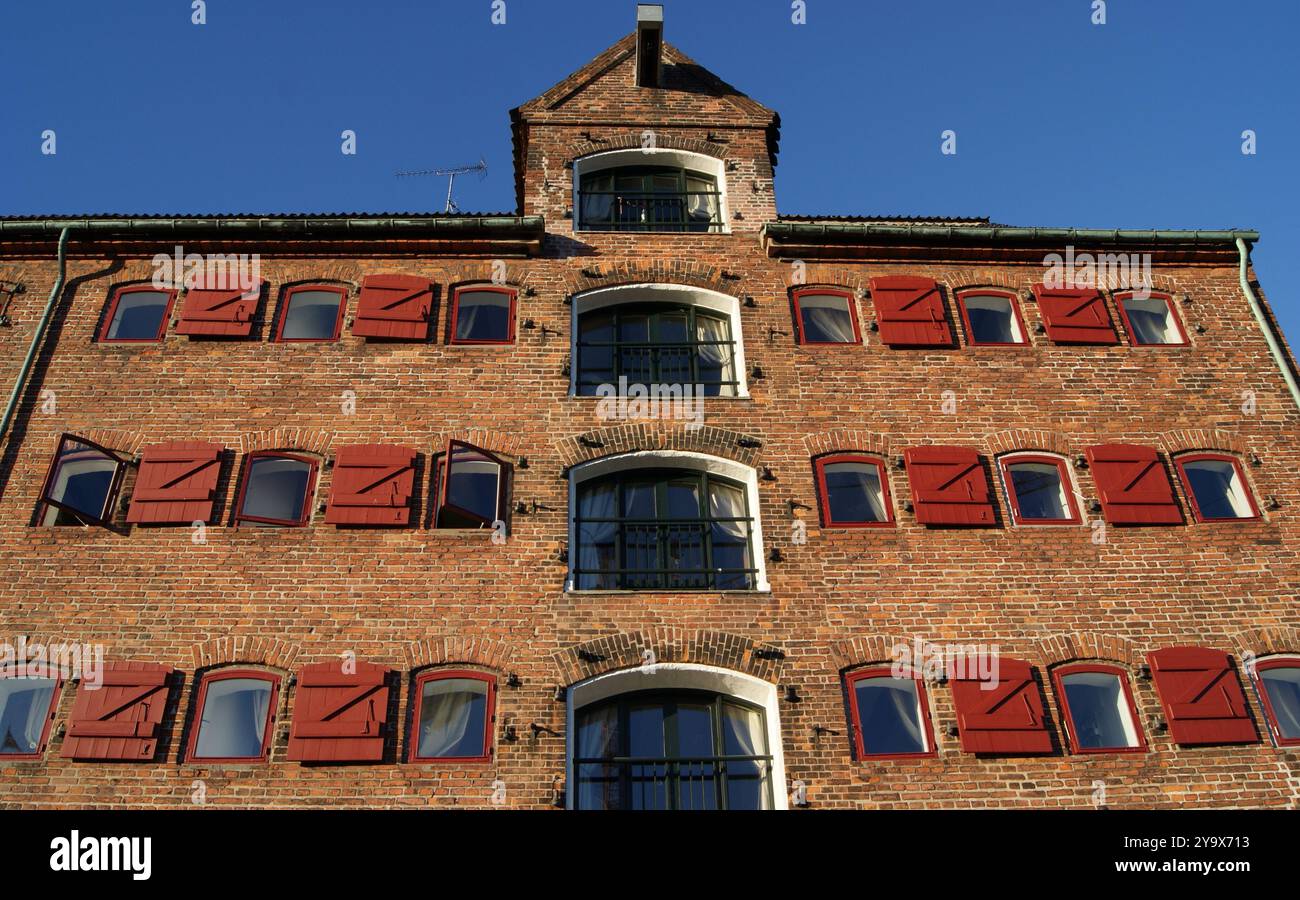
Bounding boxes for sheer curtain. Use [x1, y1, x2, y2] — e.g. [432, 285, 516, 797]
[418, 679, 482, 757]
[721, 703, 769, 809]
[0, 678, 55, 754]
[801, 297, 856, 342]
[694, 315, 735, 396]
[888, 681, 926, 749]
[576, 704, 620, 810]
[195, 678, 271, 758]
[577, 482, 618, 589]
[708, 482, 752, 589]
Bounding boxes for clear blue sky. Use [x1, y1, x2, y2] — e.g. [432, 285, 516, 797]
[2, 0, 1296, 333]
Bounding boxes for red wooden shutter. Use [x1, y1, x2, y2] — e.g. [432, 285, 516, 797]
[904, 446, 996, 526]
[1148, 647, 1258, 745]
[324, 444, 416, 526]
[287, 661, 391, 762]
[126, 441, 223, 524]
[950, 657, 1053, 754]
[176, 280, 263, 336]
[868, 275, 952, 346]
[353, 274, 433, 340]
[60, 661, 172, 760]
[1086, 444, 1182, 525]
[1031, 284, 1119, 344]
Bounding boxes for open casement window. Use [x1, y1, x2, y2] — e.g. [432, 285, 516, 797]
[956, 289, 1027, 346]
[574, 690, 773, 810]
[1174, 453, 1259, 522]
[61, 661, 172, 761]
[790, 288, 861, 345]
[1030, 284, 1119, 344]
[576, 302, 739, 397]
[449, 285, 516, 345]
[288, 661, 391, 763]
[1053, 664, 1146, 754]
[234, 451, 318, 526]
[325, 444, 416, 527]
[999, 453, 1081, 525]
[903, 446, 996, 527]
[1251, 656, 1300, 747]
[175, 279, 264, 337]
[126, 441, 223, 525]
[408, 670, 494, 763]
[273, 284, 347, 342]
[578, 165, 722, 233]
[950, 657, 1053, 755]
[1116, 291, 1188, 346]
[38, 434, 129, 527]
[1148, 647, 1258, 746]
[1085, 444, 1182, 526]
[845, 667, 936, 759]
[432, 441, 508, 529]
[813, 454, 894, 527]
[99, 285, 177, 343]
[186, 669, 280, 763]
[353, 274, 433, 341]
[0, 667, 62, 759]
[868, 275, 953, 347]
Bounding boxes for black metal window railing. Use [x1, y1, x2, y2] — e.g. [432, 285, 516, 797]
[578, 165, 723, 233]
[576, 303, 739, 397]
[573, 754, 774, 810]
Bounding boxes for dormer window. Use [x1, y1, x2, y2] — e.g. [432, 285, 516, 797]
[574, 150, 728, 234]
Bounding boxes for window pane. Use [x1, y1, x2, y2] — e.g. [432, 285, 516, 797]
[455, 290, 512, 342]
[823, 461, 888, 523]
[193, 677, 273, 759]
[1124, 296, 1179, 344]
[1009, 462, 1070, 520]
[1183, 459, 1252, 519]
[722, 702, 769, 810]
[963, 295, 1020, 343]
[576, 481, 618, 590]
[417, 677, 488, 758]
[708, 481, 753, 590]
[41, 439, 120, 525]
[0, 677, 56, 755]
[576, 704, 620, 810]
[854, 676, 927, 755]
[694, 313, 735, 396]
[441, 445, 501, 525]
[1061, 672, 1138, 749]
[1260, 667, 1300, 740]
[798, 294, 856, 343]
[240, 456, 312, 523]
[280, 289, 341, 340]
[105, 290, 170, 340]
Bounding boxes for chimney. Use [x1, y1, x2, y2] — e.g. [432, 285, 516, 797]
[635, 4, 664, 88]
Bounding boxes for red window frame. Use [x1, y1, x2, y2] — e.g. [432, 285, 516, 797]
[1251, 655, 1300, 747]
[0, 664, 63, 760]
[1052, 663, 1147, 755]
[999, 453, 1082, 526]
[407, 669, 496, 764]
[955, 288, 1028, 347]
[272, 284, 347, 343]
[97, 284, 178, 343]
[1173, 452, 1260, 523]
[185, 668, 280, 763]
[1114, 290, 1189, 347]
[813, 453, 895, 528]
[233, 451, 319, 527]
[449, 284, 517, 345]
[844, 666, 937, 760]
[36, 433, 129, 527]
[433, 440, 510, 529]
[790, 287, 862, 346]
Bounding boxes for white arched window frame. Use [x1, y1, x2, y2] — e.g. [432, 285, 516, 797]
[572, 148, 731, 234]
[567, 450, 771, 592]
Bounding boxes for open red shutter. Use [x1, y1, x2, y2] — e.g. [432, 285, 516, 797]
[176, 280, 263, 336]
[324, 444, 416, 526]
[1148, 647, 1258, 745]
[868, 275, 952, 346]
[1086, 444, 1182, 525]
[951, 657, 1053, 754]
[904, 446, 996, 526]
[353, 274, 433, 340]
[61, 661, 172, 760]
[1031, 284, 1119, 344]
[287, 661, 391, 762]
[126, 441, 223, 524]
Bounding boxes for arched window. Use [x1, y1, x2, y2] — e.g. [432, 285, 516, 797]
[0, 666, 62, 759]
[234, 451, 318, 526]
[186, 669, 280, 763]
[1250, 656, 1300, 747]
[274, 284, 347, 342]
[431, 441, 510, 529]
[845, 667, 936, 759]
[99, 284, 177, 343]
[576, 302, 738, 396]
[1052, 663, 1146, 754]
[1174, 452, 1259, 522]
[813, 454, 894, 527]
[578, 166, 721, 232]
[955, 288, 1027, 346]
[408, 670, 495, 763]
[1115, 290, 1188, 346]
[998, 452, 1081, 525]
[37, 434, 129, 527]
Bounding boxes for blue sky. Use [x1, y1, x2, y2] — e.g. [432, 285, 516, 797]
[2, 0, 1296, 333]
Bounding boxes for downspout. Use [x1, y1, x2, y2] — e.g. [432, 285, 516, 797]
[1236, 237, 1300, 411]
[0, 226, 71, 446]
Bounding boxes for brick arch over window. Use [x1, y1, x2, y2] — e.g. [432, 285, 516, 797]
[1158, 429, 1249, 457]
[1034, 632, 1142, 668]
[803, 430, 892, 459]
[405, 635, 514, 672]
[566, 134, 732, 165]
[552, 629, 785, 686]
[190, 636, 302, 672]
[236, 429, 333, 456]
[58, 428, 147, 457]
[427, 429, 524, 462]
[784, 272, 869, 294]
[986, 428, 1074, 458]
[443, 263, 535, 293]
[556, 423, 763, 471]
[942, 270, 1026, 293]
[562, 264, 736, 299]
[1234, 626, 1300, 658]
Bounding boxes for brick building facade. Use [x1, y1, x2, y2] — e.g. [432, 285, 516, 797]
[2, 7, 1298, 810]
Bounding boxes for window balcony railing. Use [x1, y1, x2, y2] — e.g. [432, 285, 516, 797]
[577, 191, 724, 233]
[575, 341, 740, 396]
[572, 518, 756, 590]
[573, 754, 774, 810]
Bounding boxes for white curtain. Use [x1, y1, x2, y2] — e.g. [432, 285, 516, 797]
[694, 315, 735, 396]
[708, 482, 752, 588]
[887, 681, 926, 749]
[577, 482, 618, 589]
[1263, 669, 1300, 738]
[800, 296, 856, 342]
[0, 678, 55, 754]
[418, 679, 483, 758]
[195, 678, 271, 758]
[576, 704, 620, 810]
[581, 193, 614, 225]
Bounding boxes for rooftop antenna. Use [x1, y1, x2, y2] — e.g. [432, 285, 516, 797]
[395, 158, 488, 213]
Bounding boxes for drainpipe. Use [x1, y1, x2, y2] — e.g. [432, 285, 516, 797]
[0, 226, 71, 446]
[1236, 237, 1300, 411]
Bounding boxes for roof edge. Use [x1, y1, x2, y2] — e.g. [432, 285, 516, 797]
[0, 214, 546, 240]
[762, 222, 1259, 248]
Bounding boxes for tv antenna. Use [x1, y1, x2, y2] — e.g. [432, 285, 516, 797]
[395, 158, 488, 213]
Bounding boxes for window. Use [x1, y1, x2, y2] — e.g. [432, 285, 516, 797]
[37, 434, 128, 527]
[450, 285, 516, 344]
[99, 285, 176, 342]
[1053, 664, 1145, 754]
[999, 454, 1081, 525]
[574, 468, 756, 590]
[0, 669, 61, 758]
[846, 668, 936, 758]
[1116, 291, 1187, 346]
[1253, 657, 1300, 747]
[408, 670, 494, 763]
[814, 454, 893, 527]
[274, 284, 346, 342]
[791, 288, 861, 345]
[578, 166, 722, 232]
[432, 441, 508, 529]
[573, 690, 772, 809]
[956, 289, 1027, 346]
[186, 670, 279, 762]
[576, 302, 738, 396]
[234, 452, 317, 526]
[1174, 453, 1258, 522]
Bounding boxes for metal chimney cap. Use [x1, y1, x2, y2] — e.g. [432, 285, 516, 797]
[637, 4, 664, 24]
